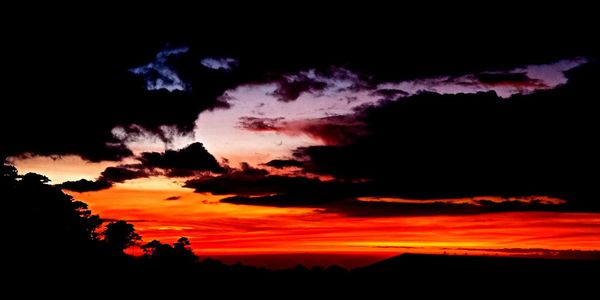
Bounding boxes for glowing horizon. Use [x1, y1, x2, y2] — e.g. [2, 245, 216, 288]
[63, 181, 600, 256]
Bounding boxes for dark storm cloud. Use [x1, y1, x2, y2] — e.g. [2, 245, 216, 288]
[222, 195, 567, 217]
[185, 159, 350, 197]
[138, 142, 224, 174]
[184, 161, 572, 217]
[221, 194, 346, 208]
[100, 166, 152, 183]
[292, 62, 600, 212]
[185, 62, 600, 216]
[270, 75, 329, 102]
[1, 51, 231, 162]
[184, 162, 336, 196]
[59, 179, 113, 192]
[60, 166, 153, 192]
[3, 16, 596, 163]
[188, 62, 600, 217]
[264, 159, 305, 169]
[60, 143, 224, 192]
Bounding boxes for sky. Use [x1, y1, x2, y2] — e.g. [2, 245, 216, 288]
[3, 21, 599, 266]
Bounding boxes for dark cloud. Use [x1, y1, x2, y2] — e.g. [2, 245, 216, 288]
[184, 161, 570, 217]
[139, 142, 224, 175]
[270, 75, 328, 102]
[2, 42, 235, 162]
[59, 166, 151, 192]
[60, 143, 223, 192]
[4, 13, 598, 217]
[187, 62, 600, 215]
[264, 159, 305, 169]
[3, 16, 596, 162]
[164, 196, 182, 201]
[184, 162, 329, 196]
[293, 62, 600, 211]
[100, 166, 152, 183]
[237, 162, 269, 177]
[59, 179, 112, 192]
[221, 194, 344, 208]
[183, 62, 600, 216]
[221, 194, 568, 217]
[185, 162, 365, 206]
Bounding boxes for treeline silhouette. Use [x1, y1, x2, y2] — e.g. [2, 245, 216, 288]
[1, 164, 348, 284]
[2, 164, 598, 294]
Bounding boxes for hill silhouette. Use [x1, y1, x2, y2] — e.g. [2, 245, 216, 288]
[358, 253, 600, 277]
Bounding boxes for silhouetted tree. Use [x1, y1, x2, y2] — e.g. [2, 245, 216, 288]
[142, 240, 163, 255]
[1, 164, 108, 282]
[1, 164, 17, 187]
[142, 237, 197, 264]
[103, 221, 141, 254]
[175, 237, 191, 248]
[172, 237, 197, 263]
[3, 166, 102, 252]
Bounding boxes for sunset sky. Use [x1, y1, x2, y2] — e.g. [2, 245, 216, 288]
[4, 21, 599, 266]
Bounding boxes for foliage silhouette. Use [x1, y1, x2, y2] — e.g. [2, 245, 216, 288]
[103, 220, 141, 254]
[2, 164, 598, 293]
[142, 237, 197, 265]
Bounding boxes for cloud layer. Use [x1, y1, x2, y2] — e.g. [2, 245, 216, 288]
[4, 20, 595, 163]
[182, 62, 600, 216]
[5, 19, 598, 217]
[61, 142, 221, 192]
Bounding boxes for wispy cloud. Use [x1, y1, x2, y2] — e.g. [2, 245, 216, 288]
[130, 46, 190, 91]
[201, 57, 238, 70]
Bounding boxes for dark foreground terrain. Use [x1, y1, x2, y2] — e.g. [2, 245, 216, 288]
[13, 252, 599, 296]
[3, 165, 598, 295]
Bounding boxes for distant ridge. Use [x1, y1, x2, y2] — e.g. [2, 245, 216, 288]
[356, 253, 600, 281]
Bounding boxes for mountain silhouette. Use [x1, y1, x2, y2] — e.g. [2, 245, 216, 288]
[355, 253, 599, 285]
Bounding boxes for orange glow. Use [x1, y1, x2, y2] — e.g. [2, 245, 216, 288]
[70, 178, 600, 257]
[11, 155, 118, 184]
